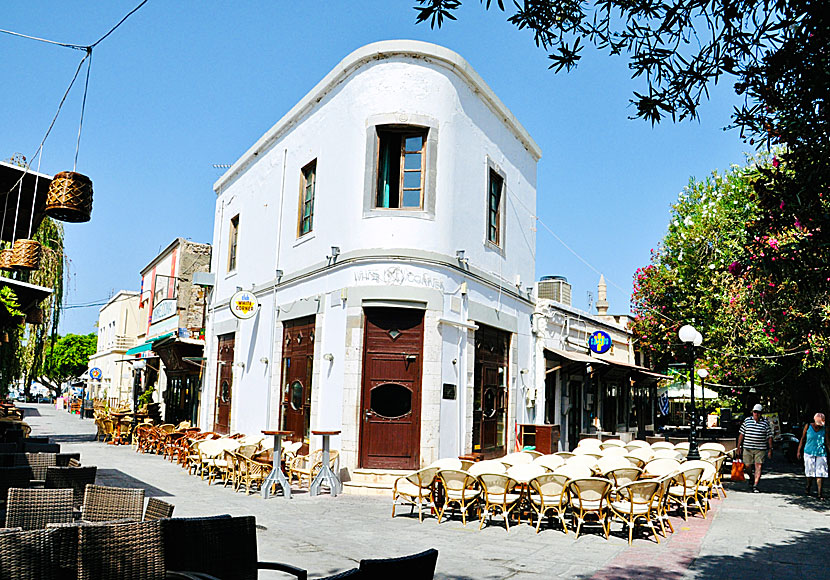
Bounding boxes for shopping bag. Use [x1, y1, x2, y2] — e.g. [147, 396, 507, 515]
[731, 458, 745, 482]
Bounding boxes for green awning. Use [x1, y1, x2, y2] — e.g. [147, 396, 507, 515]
[125, 342, 152, 356]
[149, 332, 175, 343]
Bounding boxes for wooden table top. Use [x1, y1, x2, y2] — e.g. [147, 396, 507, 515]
[262, 430, 292, 436]
[312, 430, 341, 436]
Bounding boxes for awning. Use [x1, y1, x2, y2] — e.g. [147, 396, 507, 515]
[663, 381, 719, 400]
[125, 342, 152, 356]
[0, 161, 51, 242]
[545, 348, 608, 366]
[0, 277, 52, 315]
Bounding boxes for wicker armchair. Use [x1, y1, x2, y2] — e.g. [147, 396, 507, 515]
[144, 498, 175, 520]
[0, 466, 32, 504]
[56, 452, 81, 466]
[477, 473, 522, 531]
[391, 466, 438, 522]
[435, 469, 481, 526]
[24, 442, 60, 454]
[161, 515, 308, 580]
[288, 449, 340, 488]
[667, 466, 706, 520]
[81, 484, 145, 522]
[528, 473, 570, 534]
[238, 456, 271, 495]
[45, 466, 98, 509]
[5, 487, 74, 530]
[0, 527, 64, 579]
[358, 548, 438, 578]
[609, 480, 662, 545]
[22, 452, 58, 482]
[566, 477, 613, 539]
[77, 519, 166, 579]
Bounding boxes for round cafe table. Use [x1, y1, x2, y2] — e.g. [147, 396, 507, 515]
[261, 430, 292, 499]
[309, 430, 342, 497]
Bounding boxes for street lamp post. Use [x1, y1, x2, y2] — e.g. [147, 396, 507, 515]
[679, 325, 702, 461]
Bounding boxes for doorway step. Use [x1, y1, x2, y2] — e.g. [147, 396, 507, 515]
[342, 468, 411, 496]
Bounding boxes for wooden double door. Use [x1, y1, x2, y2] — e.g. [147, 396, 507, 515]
[213, 334, 235, 435]
[359, 307, 424, 470]
[280, 316, 315, 451]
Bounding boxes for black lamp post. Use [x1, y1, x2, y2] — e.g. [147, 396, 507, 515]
[679, 324, 702, 461]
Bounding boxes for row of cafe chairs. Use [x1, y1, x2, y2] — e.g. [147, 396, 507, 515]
[3, 483, 175, 530]
[0, 514, 438, 580]
[129, 421, 340, 496]
[392, 441, 728, 543]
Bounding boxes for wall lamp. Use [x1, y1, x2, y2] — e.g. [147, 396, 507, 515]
[327, 246, 341, 264]
[275, 269, 284, 281]
[323, 353, 334, 362]
[456, 250, 469, 266]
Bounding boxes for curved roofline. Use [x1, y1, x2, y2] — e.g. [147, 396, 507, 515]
[214, 40, 541, 193]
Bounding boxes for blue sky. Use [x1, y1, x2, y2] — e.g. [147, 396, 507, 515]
[2, 1, 749, 334]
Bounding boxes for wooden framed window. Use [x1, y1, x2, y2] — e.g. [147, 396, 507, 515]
[298, 160, 316, 237]
[376, 127, 426, 209]
[228, 214, 239, 272]
[487, 169, 503, 246]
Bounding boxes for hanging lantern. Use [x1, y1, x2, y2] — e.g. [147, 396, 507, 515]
[0, 332, 8, 344]
[26, 307, 44, 325]
[45, 171, 93, 222]
[0, 249, 14, 271]
[10, 239, 42, 271]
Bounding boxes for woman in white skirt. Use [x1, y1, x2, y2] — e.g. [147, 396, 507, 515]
[797, 413, 829, 500]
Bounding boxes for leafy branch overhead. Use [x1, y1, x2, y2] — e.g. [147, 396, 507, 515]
[413, 0, 827, 151]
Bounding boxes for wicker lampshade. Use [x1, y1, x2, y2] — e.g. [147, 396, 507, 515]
[46, 171, 93, 223]
[0, 249, 14, 271]
[10, 239, 42, 271]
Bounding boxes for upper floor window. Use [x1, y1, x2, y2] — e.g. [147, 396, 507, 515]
[298, 160, 316, 237]
[487, 169, 503, 247]
[376, 127, 427, 209]
[228, 214, 239, 272]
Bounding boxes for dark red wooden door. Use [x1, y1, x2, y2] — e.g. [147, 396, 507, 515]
[280, 316, 315, 452]
[213, 334, 235, 434]
[359, 307, 424, 469]
[473, 325, 509, 458]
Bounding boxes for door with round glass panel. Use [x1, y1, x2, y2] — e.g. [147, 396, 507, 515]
[280, 316, 315, 453]
[359, 307, 424, 470]
[213, 334, 235, 435]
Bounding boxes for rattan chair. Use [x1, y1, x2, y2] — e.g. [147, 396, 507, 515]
[56, 452, 81, 466]
[567, 477, 613, 539]
[358, 548, 438, 579]
[77, 519, 166, 579]
[0, 527, 64, 579]
[161, 515, 308, 580]
[467, 460, 507, 476]
[23, 442, 60, 454]
[144, 497, 175, 521]
[5, 487, 74, 530]
[21, 452, 58, 482]
[238, 455, 271, 495]
[45, 466, 97, 509]
[609, 480, 662, 545]
[528, 473, 570, 534]
[604, 466, 642, 491]
[477, 473, 522, 530]
[81, 484, 145, 522]
[596, 455, 631, 474]
[642, 458, 682, 478]
[708, 453, 728, 499]
[650, 473, 675, 537]
[532, 454, 565, 472]
[392, 466, 438, 522]
[435, 469, 481, 526]
[289, 448, 340, 488]
[667, 466, 706, 520]
[0, 465, 32, 503]
[500, 451, 534, 466]
[552, 463, 592, 481]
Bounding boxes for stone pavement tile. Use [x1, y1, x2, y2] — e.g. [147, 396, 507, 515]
[21, 404, 830, 580]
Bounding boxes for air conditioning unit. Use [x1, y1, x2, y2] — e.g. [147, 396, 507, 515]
[537, 275, 572, 306]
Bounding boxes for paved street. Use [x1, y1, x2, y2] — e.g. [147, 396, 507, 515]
[22, 403, 829, 579]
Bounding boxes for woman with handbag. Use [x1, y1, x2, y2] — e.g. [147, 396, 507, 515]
[797, 412, 828, 500]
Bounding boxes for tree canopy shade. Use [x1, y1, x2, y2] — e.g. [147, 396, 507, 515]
[42, 333, 97, 387]
[413, 0, 828, 154]
[631, 156, 830, 415]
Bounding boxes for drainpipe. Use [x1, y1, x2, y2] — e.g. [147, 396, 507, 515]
[266, 148, 288, 429]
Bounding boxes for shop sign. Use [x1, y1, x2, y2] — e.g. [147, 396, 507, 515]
[89, 368, 102, 380]
[151, 299, 177, 323]
[588, 330, 612, 354]
[230, 290, 259, 319]
[353, 265, 445, 291]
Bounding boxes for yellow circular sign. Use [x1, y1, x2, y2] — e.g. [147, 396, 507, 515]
[230, 290, 259, 319]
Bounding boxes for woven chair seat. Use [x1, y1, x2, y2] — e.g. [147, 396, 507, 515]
[444, 488, 481, 501]
[484, 491, 521, 503]
[571, 498, 603, 510]
[529, 493, 564, 507]
[610, 500, 651, 515]
[394, 479, 422, 497]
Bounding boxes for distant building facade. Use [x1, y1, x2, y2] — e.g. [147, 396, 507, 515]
[87, 290, 141, 404]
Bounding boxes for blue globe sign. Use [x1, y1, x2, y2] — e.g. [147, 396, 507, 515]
[89, 367, 103, 380]
[588, 331, 612, 354]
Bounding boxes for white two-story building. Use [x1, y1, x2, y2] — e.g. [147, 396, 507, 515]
[201, 40, 541, 476]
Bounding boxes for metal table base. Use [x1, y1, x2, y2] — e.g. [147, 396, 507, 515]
[261, 430, 292, 499]
[309, 431, 341, 497]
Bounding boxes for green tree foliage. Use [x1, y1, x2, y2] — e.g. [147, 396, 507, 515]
[632, 156, 830, 413]
[42, 333, 97, 387]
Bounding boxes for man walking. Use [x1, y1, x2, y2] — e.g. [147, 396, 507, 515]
[737, 403, 774, 492]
